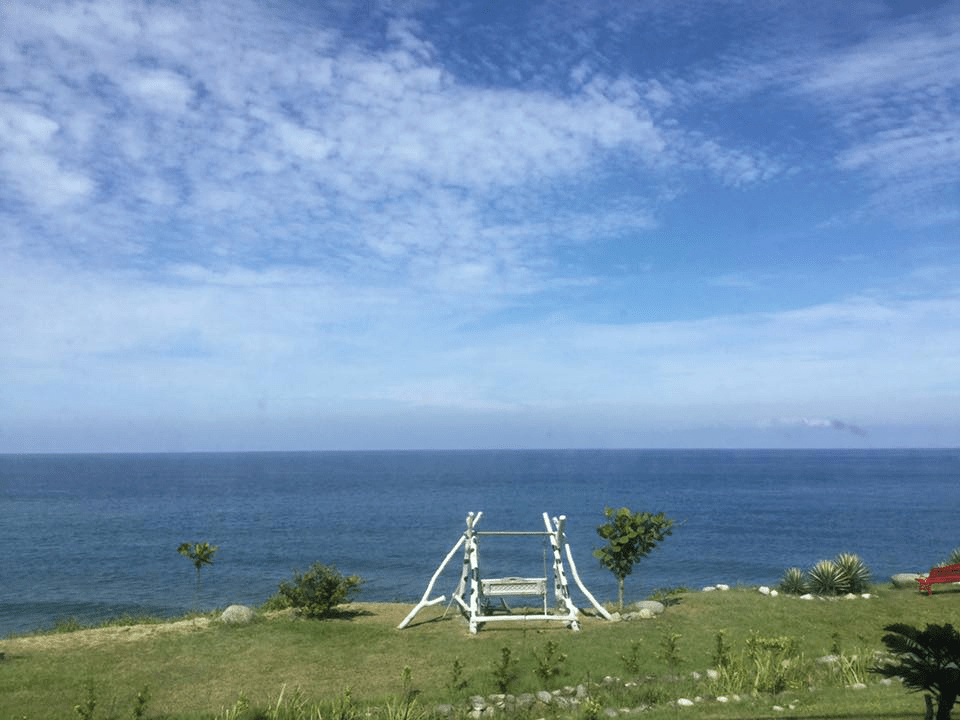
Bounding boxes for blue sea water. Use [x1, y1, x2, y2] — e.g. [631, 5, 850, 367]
[1, 449, 957, 636]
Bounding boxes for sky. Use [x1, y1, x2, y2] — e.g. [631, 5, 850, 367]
[1, 0, 959, 452]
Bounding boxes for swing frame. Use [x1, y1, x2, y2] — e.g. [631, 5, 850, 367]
[398, 511, 611, 633]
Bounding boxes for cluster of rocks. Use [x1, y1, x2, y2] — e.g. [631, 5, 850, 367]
[437, 683, 592, 718]
[607, 600, 666, 622]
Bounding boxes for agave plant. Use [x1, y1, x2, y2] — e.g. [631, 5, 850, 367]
[779, 567, 808, 595]
[807, 559, 845, 596]
[941, 547, 960, 567]
[834, 552, 871, 594]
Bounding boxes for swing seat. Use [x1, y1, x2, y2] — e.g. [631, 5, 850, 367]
[481, 577, 547, 597]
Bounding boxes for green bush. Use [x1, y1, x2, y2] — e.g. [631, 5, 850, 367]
[808, 559, 845, 595]
[783, 553, 873, 596]
[940, 547, 960, 566]
[778, 567, 807, 595]
[834, 552, 871, 593]
[276, 562, 364, 619]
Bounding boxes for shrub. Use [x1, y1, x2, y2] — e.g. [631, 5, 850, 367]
[807, 559, 845, 595]
[277, 562, 364, 619]
[872, 623, 960, 720]
[834, 552, 871, 593]
[941, 547, 960, 566]
[779, 567, 808, 595]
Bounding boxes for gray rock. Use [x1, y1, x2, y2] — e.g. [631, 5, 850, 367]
[536, 691, 553, 704]
[630, 600, 665, 615]
[891, 573, 921, 589]
[516, 693, 536, 708]
[219, 605, 256, 625]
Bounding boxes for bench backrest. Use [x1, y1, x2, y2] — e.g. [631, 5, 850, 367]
[929, 563, 960, 577]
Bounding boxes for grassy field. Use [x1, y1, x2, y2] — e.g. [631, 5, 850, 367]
[2, 585, 959, 719]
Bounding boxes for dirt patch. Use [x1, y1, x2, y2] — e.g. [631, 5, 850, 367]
[3, 616, 215, 653]
[1, 603, 416, 654]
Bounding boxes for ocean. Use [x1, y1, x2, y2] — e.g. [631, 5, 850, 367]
[1, 449, 957, 636]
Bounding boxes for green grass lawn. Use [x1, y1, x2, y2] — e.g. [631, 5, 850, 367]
[2, 586, 959, 719]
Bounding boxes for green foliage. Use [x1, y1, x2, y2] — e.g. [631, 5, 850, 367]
[177, 541, 218, 575]
[797, 554, 872, 596]
[778, 567, 808, 595]
[381, 667, 425, 720]
[533, 640, 568, 685]
[647, 586, 688, 603]
[490, 646, 519, 693]
[620, 640, 643, 676]
[446, 657, 468, 695]
[594, 506, 674, 609]
[833, 552, 871, 593]
[277, 562, 364, 619]
[74, 680, 97, 720]
[712, 630, 732, 670]
[745, 633, 806, 695]
[872, 623, 960, 720]
[807, 559, 845, 595]
[657, 632, 683, 675]
[941, 547, 960, 566]
[73, 680, 151, 720]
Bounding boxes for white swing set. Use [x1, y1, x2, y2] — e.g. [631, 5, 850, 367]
[398, 511, 612, 633]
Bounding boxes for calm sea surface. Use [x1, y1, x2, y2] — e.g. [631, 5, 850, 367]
[1, 449, 957, 636]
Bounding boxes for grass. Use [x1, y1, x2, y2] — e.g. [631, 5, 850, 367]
[1, 586, 959, 719]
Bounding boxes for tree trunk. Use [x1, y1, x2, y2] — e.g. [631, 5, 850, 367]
[618, 578, 624, 611]
[937, 689, 956, 720]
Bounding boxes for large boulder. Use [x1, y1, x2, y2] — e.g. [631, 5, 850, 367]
[629, 600, 665, 615]
[220, 604, 256, 625]
[891, 573, 922, 589]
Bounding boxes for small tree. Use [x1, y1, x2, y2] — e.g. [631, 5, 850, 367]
[277, 562, 364, 618]
[872, 623, 960, 720]
[177, 541, 218, 596]
[594, 506, 674, 610]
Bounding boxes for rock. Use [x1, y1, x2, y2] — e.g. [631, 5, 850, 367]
[516, 694, 536, 708]
[716, 584, 730, 591]
[219, 605, 256, 625]
[758, 586, 771, 595]
[770, 589, 779, 597]
[536, 691, 553, 704]
[799, 593, 815, 600]
[702, 586, 717, 592]
[677, 698, 694, 707]
[848, 683, 867, 690]
[435, 704, 454, 717]
[716, 696, 728, 703]
[631, 600, 665, 615]
[891, 573, 921, 589]
[706, 669, 719, 680]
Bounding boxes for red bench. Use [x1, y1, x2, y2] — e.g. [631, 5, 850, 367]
[916, 563, 960, 595]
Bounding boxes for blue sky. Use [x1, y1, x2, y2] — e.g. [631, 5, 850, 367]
[2, 0, 959, 452]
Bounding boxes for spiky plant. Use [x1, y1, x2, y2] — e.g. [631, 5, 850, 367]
[940, 547, 960, 567]
[834, 553, 871, 594]
[807, 559, 844, 596]
[779, 567, 808, 595]
[872, 623, 960, 720]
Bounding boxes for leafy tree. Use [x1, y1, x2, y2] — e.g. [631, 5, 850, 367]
[277, 562, 364, 618]
[177, 541, 218, 596]
[593, 506, 674, 610]
[872, 623, 960, 720]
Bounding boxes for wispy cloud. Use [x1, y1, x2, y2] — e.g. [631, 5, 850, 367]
[2, 0, 959, 450]
[766, 417, 867, 437]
